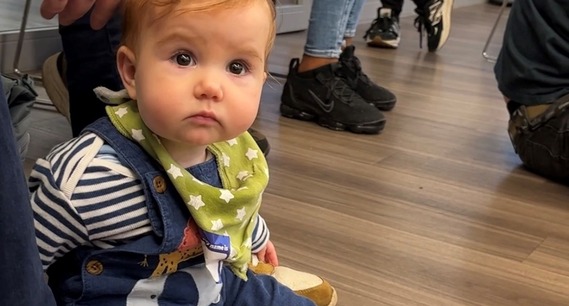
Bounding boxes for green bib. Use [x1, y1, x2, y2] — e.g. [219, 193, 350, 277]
[105, 100, 268, 281]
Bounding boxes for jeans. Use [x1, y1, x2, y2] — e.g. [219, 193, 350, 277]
[59, 10, 123, 137]
[0, 77, 56, 305]
[304, 0, 365, 58]
[507, 96, 569, 181]
[218, 270, 316, 306]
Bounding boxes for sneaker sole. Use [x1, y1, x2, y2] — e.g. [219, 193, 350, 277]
[280, 104, 385, 134]
[371, 98, 397, 111]
[366, 37, 400, 49]
[327, 288, 338, 306]
[42, 53, 71, 121]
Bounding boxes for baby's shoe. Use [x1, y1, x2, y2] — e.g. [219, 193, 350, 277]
[249, 256, 338, 306]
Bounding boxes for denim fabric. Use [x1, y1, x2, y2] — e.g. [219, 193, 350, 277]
[344, 0, 366, 38]
[0, 75, 56, 305]
[304, 0, 365, 58]
[47, 118, 315, 306]
[59, 10, 123, 137]
[508, 97, 569, 181]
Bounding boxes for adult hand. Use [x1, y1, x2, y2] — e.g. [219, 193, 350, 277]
[40, 0, 122, 30]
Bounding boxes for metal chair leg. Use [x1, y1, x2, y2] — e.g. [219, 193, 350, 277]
[482, 0, 509, 63]
[13, 0, 42, 81]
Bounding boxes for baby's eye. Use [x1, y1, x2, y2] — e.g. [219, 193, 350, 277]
[227, 61, 249, 75]
[172, 53, 195, 66]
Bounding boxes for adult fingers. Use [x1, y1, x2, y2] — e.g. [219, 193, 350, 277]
[90, 0, 122, 30]
[40, 0, 69, 20]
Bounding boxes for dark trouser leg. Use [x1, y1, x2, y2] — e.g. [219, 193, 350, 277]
[60, 11, 123, 137]
[508, 96, 569, 181]
[220, 269, 316, 306]
[412, 0, 429, 9]
[0, 79, 55, 305]
[381, 0, 404, 16]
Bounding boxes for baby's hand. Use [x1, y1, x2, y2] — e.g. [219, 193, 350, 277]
[256, 240, 279, 266]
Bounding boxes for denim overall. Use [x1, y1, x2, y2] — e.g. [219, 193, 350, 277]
[47, 117, 315, 306]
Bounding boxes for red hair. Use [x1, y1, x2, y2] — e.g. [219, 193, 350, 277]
[121, 0, 276, 58]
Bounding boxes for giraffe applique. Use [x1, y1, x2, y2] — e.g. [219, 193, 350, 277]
[150, 219, 203, 278]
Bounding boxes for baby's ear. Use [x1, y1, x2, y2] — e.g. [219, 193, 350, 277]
[116, 46, 137, 99]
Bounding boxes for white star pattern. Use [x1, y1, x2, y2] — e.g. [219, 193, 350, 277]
[227, 138, 238, 146]
[219, 189, 234, 203]
[236, 207, 246, 221]
[167, 164, 183, 179]
[221, 153, 230, 167]
[132, 129, 145, 142]
[245, 148, 258, 160]
[188, 195, 205, 210]
[236, 171, 250, 181]
[211, 219, 224, 231]
[115, 107, 128, 118]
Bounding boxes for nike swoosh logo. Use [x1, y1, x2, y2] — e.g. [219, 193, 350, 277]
[308, 90, 334, 113]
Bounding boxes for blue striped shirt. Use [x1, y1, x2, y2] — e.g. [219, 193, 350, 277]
[29, 132, 269, 269]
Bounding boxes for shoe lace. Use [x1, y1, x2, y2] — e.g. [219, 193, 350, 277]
[413, 7, 434, 49]
[341, 58, 371, 86]
[326, 76, 358, 106]
[363, 16, 393, 40]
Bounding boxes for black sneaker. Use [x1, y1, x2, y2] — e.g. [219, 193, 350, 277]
[280, 58, 386, 134]
[338, 45, 397, 111]
[363, 8, 400, 49]
[414, 0, 454, 52]
[248, 128, 270, 156]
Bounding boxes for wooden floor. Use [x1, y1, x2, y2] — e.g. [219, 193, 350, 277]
[25, 4, 569, 306]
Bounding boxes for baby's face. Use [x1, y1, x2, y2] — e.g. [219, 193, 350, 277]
[125, 0, 272, 151]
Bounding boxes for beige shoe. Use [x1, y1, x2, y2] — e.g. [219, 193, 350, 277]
[249, 256, 338, 306]
[42, 52, 70, 122]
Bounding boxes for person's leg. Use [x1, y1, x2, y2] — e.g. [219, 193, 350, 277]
[281, 0, 387, 134]
[220, 269, 316, 306]
[363, 1, 402, 49]
[59, 10, 123, 137]
[341, 0, 397, 111]
[342, 0, 367, 47]
[506, 96, 569, 181]
[380, 0, 404, 17]
[0, 80, 55, 305]
[298, 0, 354, 73]
[412, 0, 454, 51]
[495, 0, 569, 180]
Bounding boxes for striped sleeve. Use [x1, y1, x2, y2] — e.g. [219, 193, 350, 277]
[29, 133, 152, 269]
[251, 214, 269, 253]
[29, 134, 99, 269]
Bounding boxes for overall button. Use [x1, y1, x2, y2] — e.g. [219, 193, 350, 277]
[153, 176, 167, 193]
[86, 260, 104, 275]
